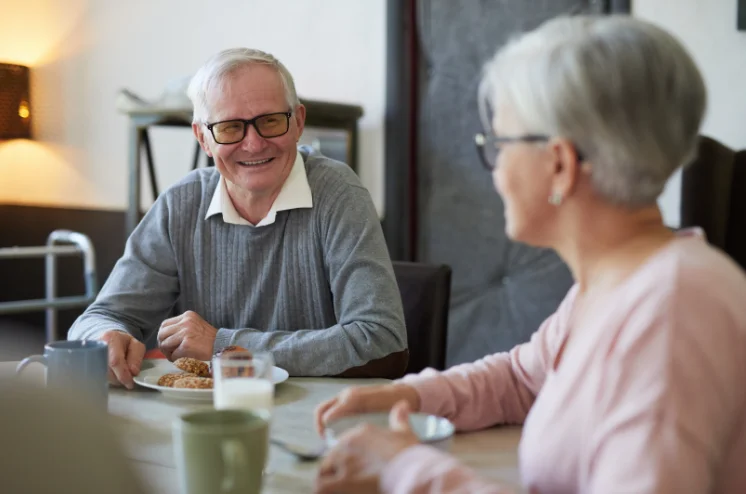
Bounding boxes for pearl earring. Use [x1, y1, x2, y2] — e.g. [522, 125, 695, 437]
[548, 192, 563, 206]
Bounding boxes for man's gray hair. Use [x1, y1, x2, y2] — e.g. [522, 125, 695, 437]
[187, 48, 300, 123]
[479, 15, 707, 207]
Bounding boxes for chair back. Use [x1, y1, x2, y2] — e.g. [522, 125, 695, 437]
[681, 136, 746, 269]
[392, 261, 452, 374]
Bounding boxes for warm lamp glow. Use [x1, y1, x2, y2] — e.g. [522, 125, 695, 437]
[0, 139, 91, 206]
[0, 0, 89, 67]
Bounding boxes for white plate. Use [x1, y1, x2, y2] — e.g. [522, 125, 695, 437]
[325, 412, 455, 450]
[133, 360, 289, 401]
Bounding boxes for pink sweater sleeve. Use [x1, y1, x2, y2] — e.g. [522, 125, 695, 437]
[380, 445, 514, 494]
[378, 289, 576, 494]
[399, 286, 577, 431]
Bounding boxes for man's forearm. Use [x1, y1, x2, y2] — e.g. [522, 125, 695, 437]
[214, 322, 407, 377]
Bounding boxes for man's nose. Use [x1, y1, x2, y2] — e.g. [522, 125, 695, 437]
[240, 123, 266, 152]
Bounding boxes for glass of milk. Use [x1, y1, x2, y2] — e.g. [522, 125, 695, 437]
[212, 351, 275, 419]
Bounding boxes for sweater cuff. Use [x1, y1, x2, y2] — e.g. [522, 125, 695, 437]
[71, 323, 130, 342]
[214, 328, 238, 351]
[214, 327, 265, 353]
[397, 369, 449, 416]
[380, 444, 456, 494]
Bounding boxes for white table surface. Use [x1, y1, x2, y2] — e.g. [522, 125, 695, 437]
[1, 360, 524, 493]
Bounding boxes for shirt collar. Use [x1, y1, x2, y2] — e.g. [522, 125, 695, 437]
[205, 151, 312, 226]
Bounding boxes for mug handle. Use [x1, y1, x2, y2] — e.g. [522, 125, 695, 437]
[220, 439, 248, 493]
[16, 355, 48, 375]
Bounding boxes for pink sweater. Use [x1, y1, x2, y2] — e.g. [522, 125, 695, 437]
[382, 234, 746, 493]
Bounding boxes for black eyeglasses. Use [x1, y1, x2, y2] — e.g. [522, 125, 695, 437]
[474, 133, 550, 171]
[206, 111, 292, 144]
[474, 133, 586, 171]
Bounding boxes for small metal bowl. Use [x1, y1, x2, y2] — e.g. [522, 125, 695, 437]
[324, 412, 455, 450]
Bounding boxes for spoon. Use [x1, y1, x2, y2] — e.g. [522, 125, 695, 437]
[270, 438, 326, 461]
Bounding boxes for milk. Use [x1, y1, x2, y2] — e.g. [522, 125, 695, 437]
[214, 378, 274, 415]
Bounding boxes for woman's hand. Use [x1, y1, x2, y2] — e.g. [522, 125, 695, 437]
[314, 383, 421, 436]
[314, 400, 420, 494]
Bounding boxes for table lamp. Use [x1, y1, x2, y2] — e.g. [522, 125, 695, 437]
[0, 63, 31, 139]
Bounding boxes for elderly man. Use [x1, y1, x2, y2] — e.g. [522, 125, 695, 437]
[69, 48, 408, 387]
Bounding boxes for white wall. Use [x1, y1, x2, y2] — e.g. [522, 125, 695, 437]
[0, 0, 387, 214]
[634, 0, 746, 226]
[5, 1, 743, 225]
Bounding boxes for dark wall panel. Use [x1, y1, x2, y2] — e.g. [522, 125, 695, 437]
[385, 1, 625, 365]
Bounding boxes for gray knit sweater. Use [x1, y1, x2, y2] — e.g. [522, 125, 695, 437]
[68, 147, 407, 376]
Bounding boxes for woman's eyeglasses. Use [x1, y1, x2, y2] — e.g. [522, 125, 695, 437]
[474, 133, 550, 171]
[474, 133, 586, 171]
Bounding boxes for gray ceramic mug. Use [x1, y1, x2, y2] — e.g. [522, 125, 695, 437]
[16, 340, 109, 409]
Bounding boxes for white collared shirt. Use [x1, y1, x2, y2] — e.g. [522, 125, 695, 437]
[205, 151, 313, 227]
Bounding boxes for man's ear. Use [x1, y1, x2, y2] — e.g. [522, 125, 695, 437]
[294, 104, 306, 138]
[192, 123, 213, 157]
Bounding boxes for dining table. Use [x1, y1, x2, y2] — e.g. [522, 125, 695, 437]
[1, 359, 525, 493]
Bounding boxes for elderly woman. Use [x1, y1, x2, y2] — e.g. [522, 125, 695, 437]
[313, 15, 746, 494]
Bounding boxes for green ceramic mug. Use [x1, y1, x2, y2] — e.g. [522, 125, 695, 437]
[173, 409, 269, 494]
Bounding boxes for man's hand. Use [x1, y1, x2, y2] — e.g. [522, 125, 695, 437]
[99, 330, 145, 390]
[157, 310, 218, 361]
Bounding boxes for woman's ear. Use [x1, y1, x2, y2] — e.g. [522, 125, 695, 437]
[548, 137, 582, 199]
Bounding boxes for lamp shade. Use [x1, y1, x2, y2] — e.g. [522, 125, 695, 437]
[0, 63, 31, 139]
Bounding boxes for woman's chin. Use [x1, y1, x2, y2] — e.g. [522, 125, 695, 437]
[503, 220, 518, 240]
[504, 219, 530, 244]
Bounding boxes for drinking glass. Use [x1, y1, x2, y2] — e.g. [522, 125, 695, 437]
[212, 351, 274, 419]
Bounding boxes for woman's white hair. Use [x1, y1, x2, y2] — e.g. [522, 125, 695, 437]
[479, 15, 707, 207]
[187, 48, 300, 123]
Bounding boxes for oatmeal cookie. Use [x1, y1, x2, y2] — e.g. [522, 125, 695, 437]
[212, 346, 254, 377]
[222, 365, 255, 378]
[215, 345, 252, 358]
[172, 377, 214, 389]
[172, 357, 211, 377]
[157, 372, 196, 387]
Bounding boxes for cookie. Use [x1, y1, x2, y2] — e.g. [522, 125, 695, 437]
[222, 366, 255, 378]
[213, 346, 254, 377]
[157, 372, 196, 387]
[215, 345, 252, 358]
[172, 377, 214, 389]
[173, 357, 211, 377]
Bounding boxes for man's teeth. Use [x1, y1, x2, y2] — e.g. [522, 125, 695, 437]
[238, 158, 271, 166]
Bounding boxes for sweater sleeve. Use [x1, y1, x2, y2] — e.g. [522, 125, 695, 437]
[398, 286, 577, 431]
[67, 192, 179, 343]
[380, 445, 515, 494]
[213, 182, 408, 378]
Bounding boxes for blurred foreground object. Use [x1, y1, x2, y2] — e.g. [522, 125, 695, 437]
[0, 383, 148, 494]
